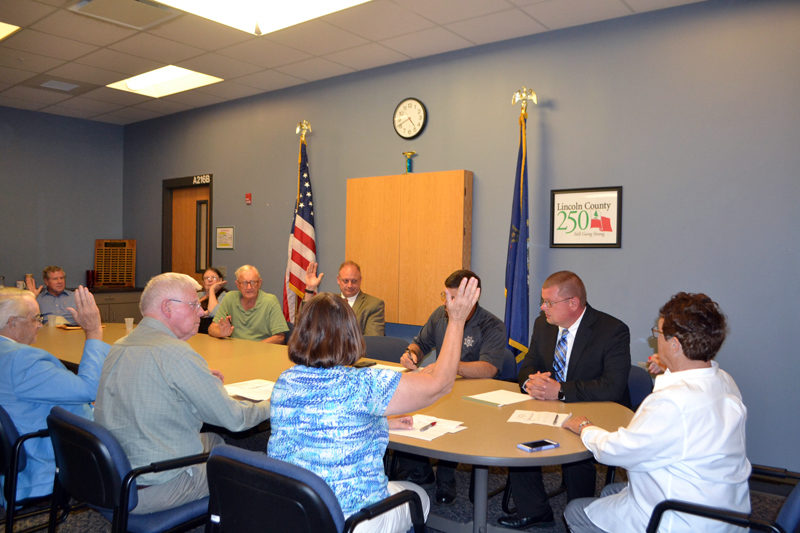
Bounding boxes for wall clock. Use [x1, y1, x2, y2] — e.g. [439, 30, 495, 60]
[393, 98, 427, 139]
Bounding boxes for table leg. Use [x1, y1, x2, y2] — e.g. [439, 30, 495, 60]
[473, 465, 489, 533]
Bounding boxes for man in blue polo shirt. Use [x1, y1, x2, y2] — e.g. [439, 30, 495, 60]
[26, 265, 76, 325]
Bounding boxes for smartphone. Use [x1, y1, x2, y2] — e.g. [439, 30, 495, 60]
[353, 359, 376, 368]
[517, 439, 559, 452]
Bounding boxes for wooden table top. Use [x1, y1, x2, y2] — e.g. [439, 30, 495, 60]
[33, 323, 633, 468]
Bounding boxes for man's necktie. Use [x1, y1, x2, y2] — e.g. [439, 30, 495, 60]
[553, 329, 568, 382]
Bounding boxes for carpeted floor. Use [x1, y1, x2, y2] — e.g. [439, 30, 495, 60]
[3, 463, 788, 532]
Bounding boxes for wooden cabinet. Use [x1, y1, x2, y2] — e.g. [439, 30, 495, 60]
[346, 170, 472, 325]
[93, 290, 142, 323]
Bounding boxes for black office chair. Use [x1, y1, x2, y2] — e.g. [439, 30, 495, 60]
[646, 480, 800, 533]
[206, 444, 425, 533]
[364, 336, 408, 363]
[45, 406, 209, 533]
[0, 405, 67, 533]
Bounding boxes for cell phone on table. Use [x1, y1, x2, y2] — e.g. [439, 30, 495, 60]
[517, 439, 559, 452]
[353, 359, 376, 368]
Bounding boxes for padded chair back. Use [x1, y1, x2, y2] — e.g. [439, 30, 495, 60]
[364, 336, 408, 363]
[497, 349, 518, 381]
[207, 445, 344, 533]
[0, 405, 24, 479]
[776, 481, 800, 533]
[628, 365, 654, 410]
[46, 406, 137, 511]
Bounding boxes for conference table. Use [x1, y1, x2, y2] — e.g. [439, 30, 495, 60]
[34, 324, 634, 533]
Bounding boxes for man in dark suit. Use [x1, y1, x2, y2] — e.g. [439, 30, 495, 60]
[498, 271, 630, 529]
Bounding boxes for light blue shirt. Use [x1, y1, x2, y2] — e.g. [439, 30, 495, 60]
[36, 289, 76, 324]
[268, 365, 401, 517]
[0, 335, 109, 506]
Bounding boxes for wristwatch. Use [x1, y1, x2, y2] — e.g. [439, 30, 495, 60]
[557, 385, 565, 401]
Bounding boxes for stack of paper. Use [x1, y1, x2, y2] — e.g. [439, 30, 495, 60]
[389, 414, 466, 441]
[464, 389, 531, 407]
[224, 379, 275, 402]
[507, 410, 571, 427]
[373, 363, 407, 373]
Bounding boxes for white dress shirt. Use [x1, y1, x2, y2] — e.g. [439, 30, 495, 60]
[582, 361, 751, 533]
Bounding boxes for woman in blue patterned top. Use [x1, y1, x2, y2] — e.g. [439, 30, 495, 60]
[269, 277, 480, 533]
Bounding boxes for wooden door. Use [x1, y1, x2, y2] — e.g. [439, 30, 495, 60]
[171, 185, 210, 284]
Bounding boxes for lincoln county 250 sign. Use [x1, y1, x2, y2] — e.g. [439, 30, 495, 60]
[550, 186, 621, 248]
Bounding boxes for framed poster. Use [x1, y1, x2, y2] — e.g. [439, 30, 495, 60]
[550, 186, 621, 248]
[215, 226, 234, 249]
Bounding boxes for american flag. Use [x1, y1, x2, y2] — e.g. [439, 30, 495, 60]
[282, 136, 316, 323]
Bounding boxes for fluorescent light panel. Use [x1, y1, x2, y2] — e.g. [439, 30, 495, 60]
[0, 21, 21, 41]
[107, 65, 223, 98]
[152, 0, 372, 35]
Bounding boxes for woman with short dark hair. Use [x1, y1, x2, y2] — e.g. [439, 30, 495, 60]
[268, 277, 480, 533]
[563, 292, 750, 533]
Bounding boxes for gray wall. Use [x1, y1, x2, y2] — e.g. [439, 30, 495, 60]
[3, 0, 799, 470]
[0, 107, 123, 285]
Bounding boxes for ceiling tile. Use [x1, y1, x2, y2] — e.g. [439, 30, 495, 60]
[625, 0, 705, 12]
[160, 90, 225, 107]
[235, 69, 306, 92]
[267, 20, 368, 56]
[401, 0, 515, 24]
[0, 64, 38, 85]
[446, 8, 547, 45]
[218, 38, 311, 69]
[0, 92, 46, 110]
[2, 29, 97, 61]
[38, 104, 104, 119]
[1, 84, 72, 106]
[521, 0, 632, 30]
[325, 0, 435, 41]
[0, 47, 64, 71]
[147, 13, 254, 51]
[0, 0, 56, 27]
[109, 32, 204, 63]
[274, 57, 354, 82]
[47, 61, 126, 85]
[323, 42, 410, 71]
[81, 86, 151, 106]
[93, 106, 162, 125]
[177, 52, 262, 79]
[196, 81, 264, 100]
[133, 98, 192, 114]
[381, 26, 474, 58]
[31, 9, 137, 46]
[42, 95, 122, 114]
[74, 48, 161, 76]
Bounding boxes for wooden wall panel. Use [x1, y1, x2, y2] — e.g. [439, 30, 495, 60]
[346, 170, 472, 325]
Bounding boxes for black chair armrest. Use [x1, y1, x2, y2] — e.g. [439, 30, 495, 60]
[646, 499, 784, 533]
[118, 452, 210, 527]
[343, 489, 424, 533]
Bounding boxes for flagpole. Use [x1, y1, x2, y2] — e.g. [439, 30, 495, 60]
[505, 87, 537, 362]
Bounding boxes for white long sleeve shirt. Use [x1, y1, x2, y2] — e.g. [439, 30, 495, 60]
[582, 361, 751, 532]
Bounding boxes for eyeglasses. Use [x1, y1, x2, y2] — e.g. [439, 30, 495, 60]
[237, 279, 261, 287]
[203, 276, 219, 282]
[540, 297, 573, 309]
[167, 299, 203, 311]
[14, 313, 44, 325]
[651, 327, 664, 338]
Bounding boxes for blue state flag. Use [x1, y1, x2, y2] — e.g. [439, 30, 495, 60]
[504, 111, 530, 363]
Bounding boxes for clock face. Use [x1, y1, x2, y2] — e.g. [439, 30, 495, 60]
[393, 98, 427, 139]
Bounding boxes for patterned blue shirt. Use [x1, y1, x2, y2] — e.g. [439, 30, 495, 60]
[268, 365, 401, 517]
[36, 289, 76, 324]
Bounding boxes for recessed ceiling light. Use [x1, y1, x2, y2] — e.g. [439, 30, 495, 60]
[151, 0, 371, 35]
[107, 65, 223, 98]
[0, 21, 21, 41]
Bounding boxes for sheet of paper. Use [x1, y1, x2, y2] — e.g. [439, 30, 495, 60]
[389, 414, 466, 441]
[464, 389, 531, 406]
[373, 363, 407, 372]
[224, 379, 274, 402]
[507, 410, 571, 427]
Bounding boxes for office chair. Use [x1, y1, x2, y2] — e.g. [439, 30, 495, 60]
[364, 336, 408, 363]
[0, 406, 66, 533]
[45, 407, 209, 533]
[206, 444, 425, 533]
[646, 480, 800, 533]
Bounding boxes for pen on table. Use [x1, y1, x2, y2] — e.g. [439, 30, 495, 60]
[553, 414, 559, 425]
[419, 421, 437, 432]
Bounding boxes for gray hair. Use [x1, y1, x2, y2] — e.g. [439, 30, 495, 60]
[140, 273, 201, 315]
[0, 288, 35, 330]
[234, 264, 260, 280]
